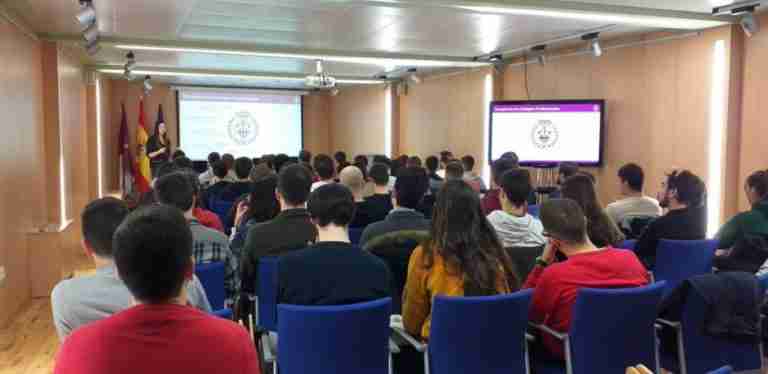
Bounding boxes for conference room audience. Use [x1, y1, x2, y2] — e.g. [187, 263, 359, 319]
[716, 170, 768, 249]
[482, 157, 520, 215]
[198, 152, 221, 186]
[51, 198, 210, 341]
[606, 163, 663, 230]
[249, 162, 275, 182]
[311, 154, 336, 191]
[363, 163, 394, 219]
[425, 155, 444, 195]
[524, 199, 649, 360]
[54, 205, 260, 374]
[635, 169, 707, 268]
[402, 180, 519, 341]
[361, 166, 431, 246]
[561, 174, 625, 248]
[220, 157, 253, 201]
[444, 161, 464, 181]
[240, 164, 317, 300]
[278, 184, 391, 306]
[462, 155, 487, 193]
[155, 172, 239, 306]
[340, 165, 379, 228]
[487, 169, 546, 248]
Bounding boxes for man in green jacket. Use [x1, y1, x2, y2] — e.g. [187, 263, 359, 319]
[717, 170, 768, 249]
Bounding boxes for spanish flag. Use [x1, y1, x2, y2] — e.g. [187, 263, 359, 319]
[136, 99, 151, 193]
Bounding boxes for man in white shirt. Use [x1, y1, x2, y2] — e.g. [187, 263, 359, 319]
[311, 154, 336, 192]
[198, 152, 221, 187]
[606, 163, 662, 226]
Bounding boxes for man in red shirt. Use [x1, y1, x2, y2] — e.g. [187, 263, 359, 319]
[55, 205, 260, 374]
[524, 199, 649, 360]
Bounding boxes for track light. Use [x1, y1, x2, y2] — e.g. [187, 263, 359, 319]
[83, 23, 99, 43]
[143, 75, 153, 93]
[531, 45, 547, 65]
[581, 32, 603, 57]
[330, 88, 340, 96]
[406, 68, 421, 84]
[76, 1, 96, 29]
[123, 69, 134, 81]
[488, 54, 503, 63]
[740, 11, 760, 37]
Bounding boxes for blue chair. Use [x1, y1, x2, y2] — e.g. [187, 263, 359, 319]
[529, 204, 541, 218]
[619, 240, 638, 251]
[428, 290, 535, 374]
[212, 308, 233, 319]
[195, 262, 226, 310]
[277, 298, 392, 374]
[533, 282, 666, 374]
[659, 285, 763, 374]
[257, 256, 279, 332]
[350, 227, 365, 246]
[758, 273, 768, 292]
[654, 240, 718, 294]
[707, 366, 732, 374]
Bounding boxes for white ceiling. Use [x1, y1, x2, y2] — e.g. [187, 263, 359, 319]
[3, 0, 738, 88]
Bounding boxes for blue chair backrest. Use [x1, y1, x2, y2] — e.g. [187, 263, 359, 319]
[195, 262, 226, 310]
[619, 240, 638, 251]
[707, 366, 733, 374]
[679, 287, 762, 373]
[569, 282, 666, 374]
[209, 198, 234, 229]
[278, 298, 392, 374]
[758, 273, 768, 293]
[529, 204, 540, 218]
[349, 227, 365, 246]
[212, 308, 232, 320]
[258, 256, 279, 332]
[429, 290, 533, 374]
[655, 240, 718, 293]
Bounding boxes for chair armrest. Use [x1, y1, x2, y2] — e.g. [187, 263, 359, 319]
[389, 338, 401, 354]
[530, 323, 568, 341]
[260, 333, 276, 364]
[526, 333, 535, 343]
[656, 318, 681, 329]
[392, 327, 427, 352]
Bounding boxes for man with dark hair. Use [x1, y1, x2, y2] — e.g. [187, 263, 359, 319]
[558, 162, 580, 185]
[462, 155, 487, 193]
[52, 198, 211, 341]
[155, 172, 238, 306]
[407, 156, 422, 168]
[361, 166, 430, 245]
[312, 154, 336, 191]
[437, 150, 454, 179]
[487, 169, 545, 248]
[273, 153, 291, 173]
[362, 163, 394, 221]
[524, 199, 648, 360]
[221, 157, 253, 201]
[241, 164, 318, 298]
[201, 160, 232, 208]
[299, 150, 312, 164]
[172, 149, 186, 160]
[173, 156, 193, 170]
[444, 161, 464, 181]
[278, 184, 390, 306]
[635, 170, 707, 267]
[482, 157, 521, 215]
[54, 205, 259, 374]
[425, 155, 443, 195]
[340, 165, 385, 227]
[334, 151, 350, 175]
[221, 153, 237, 181]
[198, 152, 221, 186]
[606, 163, 662, 225]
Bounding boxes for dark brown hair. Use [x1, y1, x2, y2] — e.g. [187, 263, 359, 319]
[561, 174, 625, 247]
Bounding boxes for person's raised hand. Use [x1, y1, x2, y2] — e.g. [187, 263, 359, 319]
[234, 200, 249, 227]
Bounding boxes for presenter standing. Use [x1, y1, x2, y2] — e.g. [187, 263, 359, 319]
[146, 122, 171, 178]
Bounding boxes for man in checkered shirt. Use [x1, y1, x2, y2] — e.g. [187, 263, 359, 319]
[155, 171, 239, 307]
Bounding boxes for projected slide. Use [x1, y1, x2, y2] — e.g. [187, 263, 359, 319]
[179, 89, 303, 160]
[490, 101, 604, 166]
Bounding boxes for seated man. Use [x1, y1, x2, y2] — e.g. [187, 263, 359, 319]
[201, 160, 232, 208]
[444, 161, 464, 182]
[635, 170, 707, 268]
[524, 199, 649, 360]
[482, 157, 520, 215]
[340, 165, 381, 228]
[425, 156, 444, 196]
[279, 184, 391, 305]
[362, 163, 394, 221]
[462, 155, 487, 193]
[222, 153, 238, 182]
[220, 157, 253, 201]
[241, 164, 318, 298]
[311, 154, 335, 191]
[54, 205, 259, 374]
[198, 152, 221, 187]
[606, 163, 662, 229]
[51, 198, 210, 341]
[361, 166, 431, 246]
[155, 172, 239, 307]
[488, 169, 546, 248]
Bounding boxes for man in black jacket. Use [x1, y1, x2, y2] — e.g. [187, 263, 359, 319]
[635, 170, 707, 268]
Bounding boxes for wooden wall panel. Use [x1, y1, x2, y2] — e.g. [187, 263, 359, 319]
[302, 94, 331, 155]
[0, 17, 45, 326]
[328, 85, 388, 157]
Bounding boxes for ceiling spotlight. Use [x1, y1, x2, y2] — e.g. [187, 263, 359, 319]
[581, 32, 603, 57]
[123, 69, 133, 81]
[143, 75, 153, 93]
[330, 88, 340, 96]
[741, 11, 760, 37]
[406, 67, 421, 84]
[83, 23, 99, 43]
[76, 1, 96, 29]
[488, 54, 503, 63]
[531, 45, 547, 65]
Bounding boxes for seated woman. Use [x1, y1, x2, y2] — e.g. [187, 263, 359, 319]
[717, 170, 768, 250]
[402, 180, 520, 341]
[561, 174, 625, 248]
[230, 174, 280, 260]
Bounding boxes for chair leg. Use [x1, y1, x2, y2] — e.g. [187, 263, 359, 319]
[564, 339, 573, 374]
[388, 353, 393, 374]
[423, 350, 430, 374]
[676, 325, 687, 374]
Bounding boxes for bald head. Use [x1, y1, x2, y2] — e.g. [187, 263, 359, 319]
[339, 165, 365, 200]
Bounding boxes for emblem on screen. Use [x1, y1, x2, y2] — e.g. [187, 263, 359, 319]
[228, 111, 259, 146]
[531, 120, 559, 149]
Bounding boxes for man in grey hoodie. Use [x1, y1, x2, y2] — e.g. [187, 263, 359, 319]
[487, 169, 546, 248]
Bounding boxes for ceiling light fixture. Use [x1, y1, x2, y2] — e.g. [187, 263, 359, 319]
[143, 75, 153, 94]
[112, 44, 488, 68]
[488, 54, 504, 63]
[740, 10, 760, 37]
[75, 0, 96, 29]
[305, 60, 336, 89]
[406, 68, 422, 84]
[531, 45, 547, 65]
[96, 68, 387, 85]
[83, 24, 99, 43]
[711, 1, 762, 37]
[581, 32, 603, 57]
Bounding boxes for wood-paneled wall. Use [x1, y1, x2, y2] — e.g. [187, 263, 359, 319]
[328, 85, 388, 157]
[303, 94, 331, 155]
